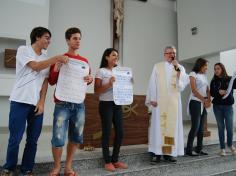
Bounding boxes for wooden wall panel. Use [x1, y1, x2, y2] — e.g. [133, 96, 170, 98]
[4, 49, 16, 68]
[83, 94, 149, 148]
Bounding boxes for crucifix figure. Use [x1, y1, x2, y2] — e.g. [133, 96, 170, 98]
[113, 0, 124, 38]
[113, 0, 124, 51]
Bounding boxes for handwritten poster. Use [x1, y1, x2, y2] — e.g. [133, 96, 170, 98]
[55, 58, 89, 104]
[113, 67, 133, 105]
[223, 71, 236, 99]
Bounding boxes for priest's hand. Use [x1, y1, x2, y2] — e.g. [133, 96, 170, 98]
[172, 59, 178, 68]
[150, 101, 158, 107]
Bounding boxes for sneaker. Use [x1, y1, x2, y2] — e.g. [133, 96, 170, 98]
[219, 149, 226, 156]
[113, 162, 128, 169]
[104, 163, 116, 172]
[229, 146, 236, 155]
[0, 169, 14, 176]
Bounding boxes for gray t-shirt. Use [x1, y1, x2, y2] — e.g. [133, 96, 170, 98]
[95, 68, 114, 101]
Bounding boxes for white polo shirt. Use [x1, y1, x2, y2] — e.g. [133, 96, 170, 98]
[9, 45, 49, 106]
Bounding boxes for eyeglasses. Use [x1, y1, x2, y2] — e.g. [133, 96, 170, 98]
[165, 52, 176, 54]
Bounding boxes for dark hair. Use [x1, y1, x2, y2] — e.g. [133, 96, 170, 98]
[65, 27, 82, 40]
[213, 62, 229, 79]
[192, 58, 208, 73]
[30, 27, 51, 45]
[100, 48, 118, 68]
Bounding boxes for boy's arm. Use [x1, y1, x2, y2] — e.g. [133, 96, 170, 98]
[48, 63, 61, 85]
[27, 55, 68, 72]
[35, 78, 48, 115]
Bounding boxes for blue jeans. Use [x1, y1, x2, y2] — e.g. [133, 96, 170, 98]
[3, 101, 43, 174]
[51, 102, 85, 147]
[213, 104, 234, 149]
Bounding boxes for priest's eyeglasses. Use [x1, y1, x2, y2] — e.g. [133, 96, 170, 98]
[165, 52, 176, 55]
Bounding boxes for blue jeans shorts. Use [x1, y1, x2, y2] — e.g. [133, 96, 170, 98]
[51, 102, 85, 147]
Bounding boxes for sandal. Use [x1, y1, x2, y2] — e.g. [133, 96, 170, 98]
[49, 169, 60, 176]
[64, 170, 78, 176]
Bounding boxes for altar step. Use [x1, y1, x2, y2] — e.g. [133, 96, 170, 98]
[1, 142, 236, 176]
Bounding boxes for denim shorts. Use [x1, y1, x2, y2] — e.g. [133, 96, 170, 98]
[51, 102, 85, 147]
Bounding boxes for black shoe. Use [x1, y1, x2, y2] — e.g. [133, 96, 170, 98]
[185, 151, 199, 156]
[150, 155, 161, 165]
[163, 155, 177, 163]
[195, 150, 208, 155]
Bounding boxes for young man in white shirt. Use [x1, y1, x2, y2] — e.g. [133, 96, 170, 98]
[1, 27, 68, 176]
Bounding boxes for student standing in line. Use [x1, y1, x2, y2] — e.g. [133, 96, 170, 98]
[94, 48, 128, 172]
[48, 27, 93, 176]
[1, 27, 68, 176]
[210, 63, 236, 156]
[186, 58, 211, 156]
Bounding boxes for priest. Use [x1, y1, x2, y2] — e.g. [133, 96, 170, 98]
[146, 46, 189, 163]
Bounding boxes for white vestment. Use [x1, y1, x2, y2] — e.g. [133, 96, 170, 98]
[145, 61, 189, 156]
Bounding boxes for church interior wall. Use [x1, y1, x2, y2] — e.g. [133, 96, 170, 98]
[177, 0, 236, 61]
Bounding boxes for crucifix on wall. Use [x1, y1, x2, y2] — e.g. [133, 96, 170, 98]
[112, 0, 124, 53]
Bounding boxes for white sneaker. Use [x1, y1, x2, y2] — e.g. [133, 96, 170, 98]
[219, 149, 226, 156]
[229, 146, 236, 155]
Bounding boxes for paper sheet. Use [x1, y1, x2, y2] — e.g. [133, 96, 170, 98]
[55, 58, 89, 103]
[113, 67, 133, 105]
[222, 71, 236, 99]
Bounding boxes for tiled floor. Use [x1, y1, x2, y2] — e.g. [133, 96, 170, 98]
[0, 123, 235, 166]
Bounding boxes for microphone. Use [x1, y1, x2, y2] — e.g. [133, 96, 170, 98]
[171, 56, 180, 72]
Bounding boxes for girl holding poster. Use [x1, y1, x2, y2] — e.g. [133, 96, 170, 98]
[94, 48, 128, 172]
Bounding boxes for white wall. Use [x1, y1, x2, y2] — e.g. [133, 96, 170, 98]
[221, 49, 236, 76]
[177, 0, 236, 61]
[0, 0, 50, 43]
[123, 0, 177, 95]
